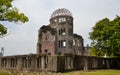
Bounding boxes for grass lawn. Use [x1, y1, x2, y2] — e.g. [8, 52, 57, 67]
[0, 71, 11, 75]
[0, 70, 120, 75]
[62, 70, 120, 75]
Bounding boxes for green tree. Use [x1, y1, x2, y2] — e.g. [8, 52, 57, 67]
[0, 0, 28, 37]
[89, 16, 120, 57]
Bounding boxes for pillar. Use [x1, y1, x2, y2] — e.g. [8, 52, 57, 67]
[84, 57, 88, 71]
[17, 57, 23, 71]
[6, 58, 10, 69]
[41, 56, 45, 70]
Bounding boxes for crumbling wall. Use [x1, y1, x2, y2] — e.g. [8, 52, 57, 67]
[0, 54, 120, 72]
[37, 25, 57, 55]
[73, 34, 84, 55]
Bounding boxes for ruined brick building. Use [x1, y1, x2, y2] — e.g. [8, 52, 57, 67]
[0, 8, 119, 72]
[37, 8, 84, 55]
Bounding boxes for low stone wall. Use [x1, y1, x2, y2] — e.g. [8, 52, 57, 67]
[0, 54, 120, 72]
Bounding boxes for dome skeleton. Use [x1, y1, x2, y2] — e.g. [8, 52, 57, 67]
[51, 8, 72, 18]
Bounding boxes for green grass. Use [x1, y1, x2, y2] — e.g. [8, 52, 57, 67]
[0, 70, 120, 75]
[62, 70, 120, 75]
[0, 71, 11, 75]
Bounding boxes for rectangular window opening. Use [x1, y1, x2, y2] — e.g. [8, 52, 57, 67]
[59, 18, 66, 23]
[73, 39, 75, 45]
[63, 40, 66, 47]
[62, 28, 66, 35]
[58, 40, 60, 48]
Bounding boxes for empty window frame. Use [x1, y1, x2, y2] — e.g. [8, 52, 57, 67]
[59, 29, 61, 35]
[59, 28, 66, 35]
[62, 28, 66, 35]
[54, 19, 57, 22]
[58, 18, 66, 23]
[68, 28, 73, 35]
[44, 49, 48, 53]
[63, 40, 66, 47]
[61, 40, 63, 47]
[58, 40, 61, 48]
[73, 39, 75, 45]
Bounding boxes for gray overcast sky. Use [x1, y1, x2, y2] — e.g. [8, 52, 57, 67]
[0, 0, 120, 56]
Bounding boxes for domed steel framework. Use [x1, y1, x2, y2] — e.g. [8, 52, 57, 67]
[51, 8, 72, 18]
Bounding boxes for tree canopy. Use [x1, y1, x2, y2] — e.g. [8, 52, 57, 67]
[0, 0, 28, 37]
[89, 16, 120, 57]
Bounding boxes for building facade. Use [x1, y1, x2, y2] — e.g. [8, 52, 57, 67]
[37, 8, 84, 55]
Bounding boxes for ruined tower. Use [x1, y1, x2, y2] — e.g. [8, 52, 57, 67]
[49, 8, 74, 54]
[37, 8, 84, 55]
